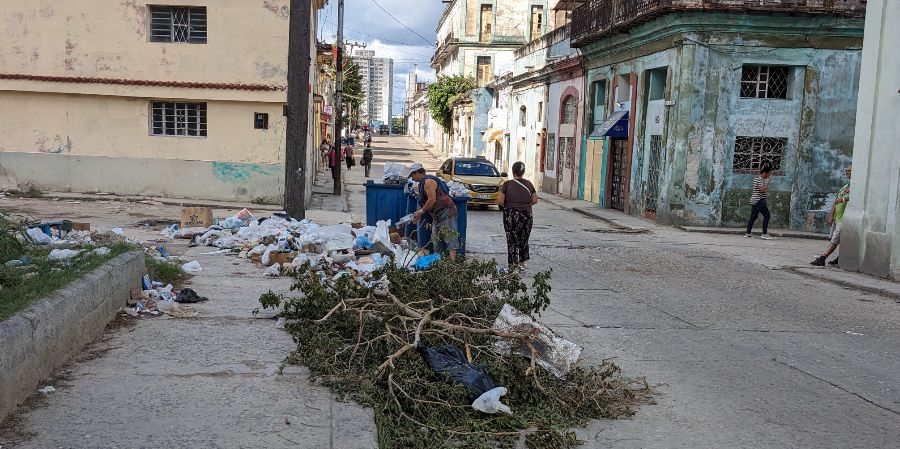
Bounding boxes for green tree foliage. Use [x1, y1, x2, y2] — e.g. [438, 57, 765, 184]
[427, 75, 475, 132]
[343, 60, 363, 126]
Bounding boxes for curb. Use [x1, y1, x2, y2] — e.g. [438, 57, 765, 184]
[2, 192, 285, 212]
[0, 251, 145, 421]
[680, 226, 828, 241]
[782, 266, 900, 301]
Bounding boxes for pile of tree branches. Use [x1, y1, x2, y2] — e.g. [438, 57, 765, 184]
[260, 259, 649, 449]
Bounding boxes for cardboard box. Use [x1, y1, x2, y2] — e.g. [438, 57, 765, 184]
[352, 222, 364, 229]
[180, 207, 214, 228]
[390, 232, 401, 245]
[268, 252, 296, 266]
[72, 222, 91, 231]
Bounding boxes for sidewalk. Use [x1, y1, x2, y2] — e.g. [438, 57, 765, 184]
[538, 193, 900, 300]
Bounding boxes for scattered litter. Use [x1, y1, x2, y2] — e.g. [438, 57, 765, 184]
[844, 331, 865, 336]
[491, 303, 582, 378]
[414, 253, 441, 270]
[276, 317, 287, 329]
[49, 248, 81, 260]
[181, 260, 202, 274]
[92, 247, 111, 257]
[264, 263, 282, 277]
[111, 228, 125, 236]
[157, 246, 170, 258]
[38, 386, 56, 394]
[472, 386, 512, 415]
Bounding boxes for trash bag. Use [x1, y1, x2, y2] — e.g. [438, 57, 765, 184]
[418, 345, 501, 398]
[174, 288, 207, 304]
[414, 253, 441, 270]
[472, 386, 512, 415]
[26, 227, 53, 245]
[181, 260, 202, 274]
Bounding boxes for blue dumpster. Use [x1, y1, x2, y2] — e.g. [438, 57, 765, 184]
[365, 181, 407, 226]
[408, 195, 468, 255]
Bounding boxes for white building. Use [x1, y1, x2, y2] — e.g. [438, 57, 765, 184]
[352, 50, 393, 127]
[842, 0, 900, 279]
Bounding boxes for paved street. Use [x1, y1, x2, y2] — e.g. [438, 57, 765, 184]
[2, 135, 899, 448]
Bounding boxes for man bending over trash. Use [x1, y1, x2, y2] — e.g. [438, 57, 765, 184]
[409, 163, 459, 261]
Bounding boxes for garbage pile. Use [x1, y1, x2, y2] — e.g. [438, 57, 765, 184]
[158, 209, 441, 280]
[120, 275, 208, 319]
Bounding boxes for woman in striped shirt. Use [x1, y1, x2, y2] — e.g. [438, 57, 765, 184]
[745, 165, 774, 240]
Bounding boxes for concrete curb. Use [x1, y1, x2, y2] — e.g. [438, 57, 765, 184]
[0, 251, 145, 421]
[782, 266, 900, 301]
[2, 191, 285, 212]
[680, 226, 828, 240]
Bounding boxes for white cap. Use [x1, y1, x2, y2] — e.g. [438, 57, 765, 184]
[408, 163, 424, 176]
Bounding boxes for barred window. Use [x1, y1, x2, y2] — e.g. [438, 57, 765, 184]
[740, 65, 788, 99]
[149, 6, 207, 43]
[562, 96, 577, 124]
[151, 102, 207, 137]
[733, 136, 786, 173]
[545, 133, 556, 168]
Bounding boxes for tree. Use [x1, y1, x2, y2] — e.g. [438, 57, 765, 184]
[342, 60, 363, 127]
[427, 75, 475, 133]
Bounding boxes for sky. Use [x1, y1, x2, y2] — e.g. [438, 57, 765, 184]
[318, 0, 446, 117]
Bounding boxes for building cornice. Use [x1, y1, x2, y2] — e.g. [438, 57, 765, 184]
[0, 74, 285, 91]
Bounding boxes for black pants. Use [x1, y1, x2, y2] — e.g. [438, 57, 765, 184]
[746, 200, 770, 234]
[364, 162, 371, 177]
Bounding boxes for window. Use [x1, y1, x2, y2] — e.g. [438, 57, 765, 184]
[545, 133, 556, 168]
[530, 5, 544, 40]
[519, 106, 527, 127]
[740, 65, 788, 99]
[480, 4, 493, 43]
[537, 101, 543, 124]
[560, 137, 575, 169]
[590, 80, 607, 135]
[151, 101, 207, 137]
[648, 67, 667, 101]
[733, 136, 787, 173]
[454, 160, 500, 177]
[476, 56, 492, 86]
[561, 96, 577, 124]
[149, 6, 207, 43]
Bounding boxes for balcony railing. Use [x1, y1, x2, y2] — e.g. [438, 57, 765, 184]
[571, 0, 866, 45]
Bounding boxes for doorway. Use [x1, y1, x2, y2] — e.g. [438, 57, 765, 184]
[609, 138, 627, 211]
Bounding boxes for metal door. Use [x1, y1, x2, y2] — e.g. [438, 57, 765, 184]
[645, 135, 662, 212]
[610, 138, 627, 211]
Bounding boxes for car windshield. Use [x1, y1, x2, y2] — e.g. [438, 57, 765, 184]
[454, 160, 499, 177]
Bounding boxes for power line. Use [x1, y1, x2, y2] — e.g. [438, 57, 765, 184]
[368, 0, 436, 47]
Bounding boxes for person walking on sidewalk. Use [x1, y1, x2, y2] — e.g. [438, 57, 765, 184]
[319, 136, 332, 168]
[811, 165, 852, 266]
[498, 162, 538, 271]
[327, 143, 340, 182]
[410, 163, 459, 261]
[362, 146, 374, 178]
[745, 165, 775, 240]
[344, 141, 355, 171]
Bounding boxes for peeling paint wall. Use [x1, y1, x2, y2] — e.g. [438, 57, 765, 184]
[579, 13, 864, 230]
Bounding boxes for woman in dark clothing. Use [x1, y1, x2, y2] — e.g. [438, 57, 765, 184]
[362, 147, 374, 177]
[344, 143, 355, 171]
[497, 162, 538, 270]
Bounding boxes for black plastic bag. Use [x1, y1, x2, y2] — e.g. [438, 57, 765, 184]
[174, 288, 208, 304]
[418, 345, 501, 397]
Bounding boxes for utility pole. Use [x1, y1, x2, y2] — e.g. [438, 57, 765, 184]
[284, 0, 311, 218]
[332, 0, 345, 195]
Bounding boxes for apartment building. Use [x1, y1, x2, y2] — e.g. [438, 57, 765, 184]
[352, 50, 393, 127]
[0, 0, 327, 203]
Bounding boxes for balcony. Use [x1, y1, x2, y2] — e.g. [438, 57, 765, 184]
[570, 0, 866, 46]
[431, 34, 459, 69]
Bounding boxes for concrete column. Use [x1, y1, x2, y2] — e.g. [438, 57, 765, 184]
[842, 0, 900, 279]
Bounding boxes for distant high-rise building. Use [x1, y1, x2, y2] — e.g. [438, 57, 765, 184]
[352, 50, 393, 127]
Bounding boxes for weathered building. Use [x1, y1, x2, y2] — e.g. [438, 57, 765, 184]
[570, 0, 865, 230]
[0, 0, 327, 203]
[432, 0, 561, 158]
[842, 0, 900, 279]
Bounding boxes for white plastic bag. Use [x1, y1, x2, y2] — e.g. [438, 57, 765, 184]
[260, 244, 279, 266]
[382, 162, 408, 182]
[181, 260, 202, 274]
[472, 387, 512, 415]
[92, 247, 111, 256]
[26, 227, 53, 245]
[49, 248, 81, 260]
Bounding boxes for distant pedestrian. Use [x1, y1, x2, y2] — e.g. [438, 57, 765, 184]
[498, 162, 538, 270]
[319, 137, 331, 168]
[362, 146, 374, 178]
[364, 131, 372, 148]
[745, 165, 774, 240]
[327, 144, 340, 182]
[344, 144, 355, 171]
[811, 165, 852, 266]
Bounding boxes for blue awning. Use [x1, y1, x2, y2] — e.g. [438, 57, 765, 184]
[592, 111, 629, 138]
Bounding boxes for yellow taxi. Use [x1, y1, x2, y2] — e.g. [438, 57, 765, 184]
[436, 157, 507, 207]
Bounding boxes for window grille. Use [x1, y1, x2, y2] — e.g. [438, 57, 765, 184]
[149, 6, 207, 43]
[733, 136, 786, 173]
[546, 133, 556, 168]
[740, 65, 788, 99]
[562, 96, 577, 124]
[151, 102, 207, 137]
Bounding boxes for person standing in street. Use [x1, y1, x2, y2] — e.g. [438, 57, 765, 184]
[327, 143, 339, 183]
[811, 165, 852, 266]
[319, 136, 331, 168]
[410, 163, 459, 261]
[498, 162, 538, 270]
[745, 165, 775, 240]
[362, 146, 374, 178]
